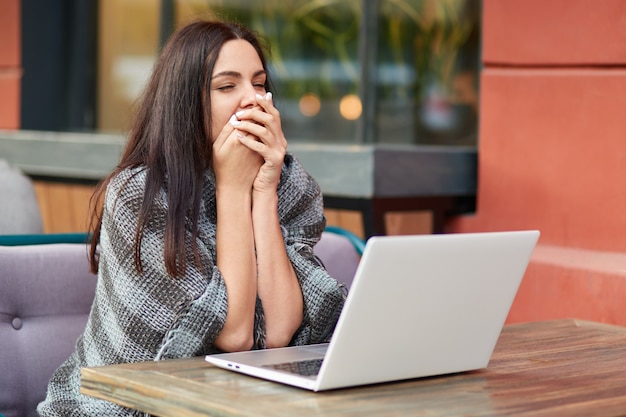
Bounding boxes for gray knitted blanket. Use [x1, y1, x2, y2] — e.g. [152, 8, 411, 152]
[38, 153, 346, 416]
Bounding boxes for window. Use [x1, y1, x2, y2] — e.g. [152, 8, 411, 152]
[23, 0, 481, 146]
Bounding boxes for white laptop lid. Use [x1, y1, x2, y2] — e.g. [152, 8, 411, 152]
[315, 230, 539, 390]
[206, 230, 540, 391]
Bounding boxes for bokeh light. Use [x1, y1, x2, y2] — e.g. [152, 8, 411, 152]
[298, 93, 321, 117]
[339, 94, 362, 120]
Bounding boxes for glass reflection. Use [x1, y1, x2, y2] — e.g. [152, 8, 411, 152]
[376, 0, 480, 145]
[100, 0, 480, 145]
[178, 0, 361, 142]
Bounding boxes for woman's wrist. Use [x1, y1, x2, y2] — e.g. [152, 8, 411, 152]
[251, 191, 279, 231]
[251, 189, 278, 208]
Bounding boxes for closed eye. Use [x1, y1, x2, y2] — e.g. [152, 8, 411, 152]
[253, 72, 267, 90]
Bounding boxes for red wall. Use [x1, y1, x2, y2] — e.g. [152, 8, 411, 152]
[448, 0, 626, 325]
[0, 0, 20, 129]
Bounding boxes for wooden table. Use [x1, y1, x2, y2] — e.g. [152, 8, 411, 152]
[80, 319, 626, 417]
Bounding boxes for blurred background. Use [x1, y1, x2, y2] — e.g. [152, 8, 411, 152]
[4, 0, 626, 326]
[19, 0, 480, 146]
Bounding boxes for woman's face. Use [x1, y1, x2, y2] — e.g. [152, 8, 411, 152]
[209, 39, 267, 142]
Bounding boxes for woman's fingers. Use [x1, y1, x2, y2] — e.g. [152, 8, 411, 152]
[213, 118, 238, 151]
[227, 93, 287, 187]
[232, 93, 284, 143]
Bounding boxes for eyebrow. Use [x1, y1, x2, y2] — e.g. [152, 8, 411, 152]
[211, 69, 266, 80]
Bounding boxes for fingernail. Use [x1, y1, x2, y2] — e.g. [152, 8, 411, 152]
[256, 93, 264, 101]
[229, 114, 240, 126]
[235, 110, 245, 117]
[265, 92, 272, 100]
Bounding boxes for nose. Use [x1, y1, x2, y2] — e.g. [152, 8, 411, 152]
[240, 84, 258, 109]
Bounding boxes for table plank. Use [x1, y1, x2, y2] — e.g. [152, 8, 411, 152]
[80, 319, 626, 417]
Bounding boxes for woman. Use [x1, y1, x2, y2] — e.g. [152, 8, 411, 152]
[38, 20, 345, 416]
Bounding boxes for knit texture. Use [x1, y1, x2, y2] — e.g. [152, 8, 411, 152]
[37, 154, 346, 416]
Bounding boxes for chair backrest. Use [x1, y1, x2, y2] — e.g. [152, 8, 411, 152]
[314, 229, 363, 289]
[0, 243, 96, 417]
[0, 160, 43, 235]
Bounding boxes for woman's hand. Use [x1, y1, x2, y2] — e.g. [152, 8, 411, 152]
[232, 93, 303, 348]
[231, 92, 287, 194]
[214, 92, 301, 349]
[212, 113, 263, 352]
[212, 117, 263, 194]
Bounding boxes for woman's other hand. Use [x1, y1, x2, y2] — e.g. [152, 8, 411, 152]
[231, 92, 287, 195]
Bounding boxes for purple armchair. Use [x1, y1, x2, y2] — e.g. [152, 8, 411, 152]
[0, 228, 362, 417]
[0, 243, 96, 417]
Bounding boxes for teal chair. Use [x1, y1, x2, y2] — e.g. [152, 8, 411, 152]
[316, 226, 365, 289]
[323, 225, 366, 255]
[0, 233, 91, 246]
[0, 227, 365, 288]
[0, 228, 364, 252]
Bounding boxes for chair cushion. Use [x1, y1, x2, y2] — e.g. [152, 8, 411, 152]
[0, 244, 96, 417]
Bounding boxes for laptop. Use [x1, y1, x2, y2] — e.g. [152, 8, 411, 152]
[205, 230, 540, 391]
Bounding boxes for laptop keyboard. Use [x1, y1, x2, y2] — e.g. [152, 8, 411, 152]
[262, 358, 324, 377]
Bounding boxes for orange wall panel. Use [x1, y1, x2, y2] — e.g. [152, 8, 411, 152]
[450, 0, 626, 326]
[483, 0, 626, 65]
[0, 0, 20, 67]
[448, 68, 626, 253]
[0, 0, 20, 129]
[0, 72, 20, 129]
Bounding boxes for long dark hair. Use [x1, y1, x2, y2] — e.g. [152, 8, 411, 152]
[88, 20, 274, 277]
